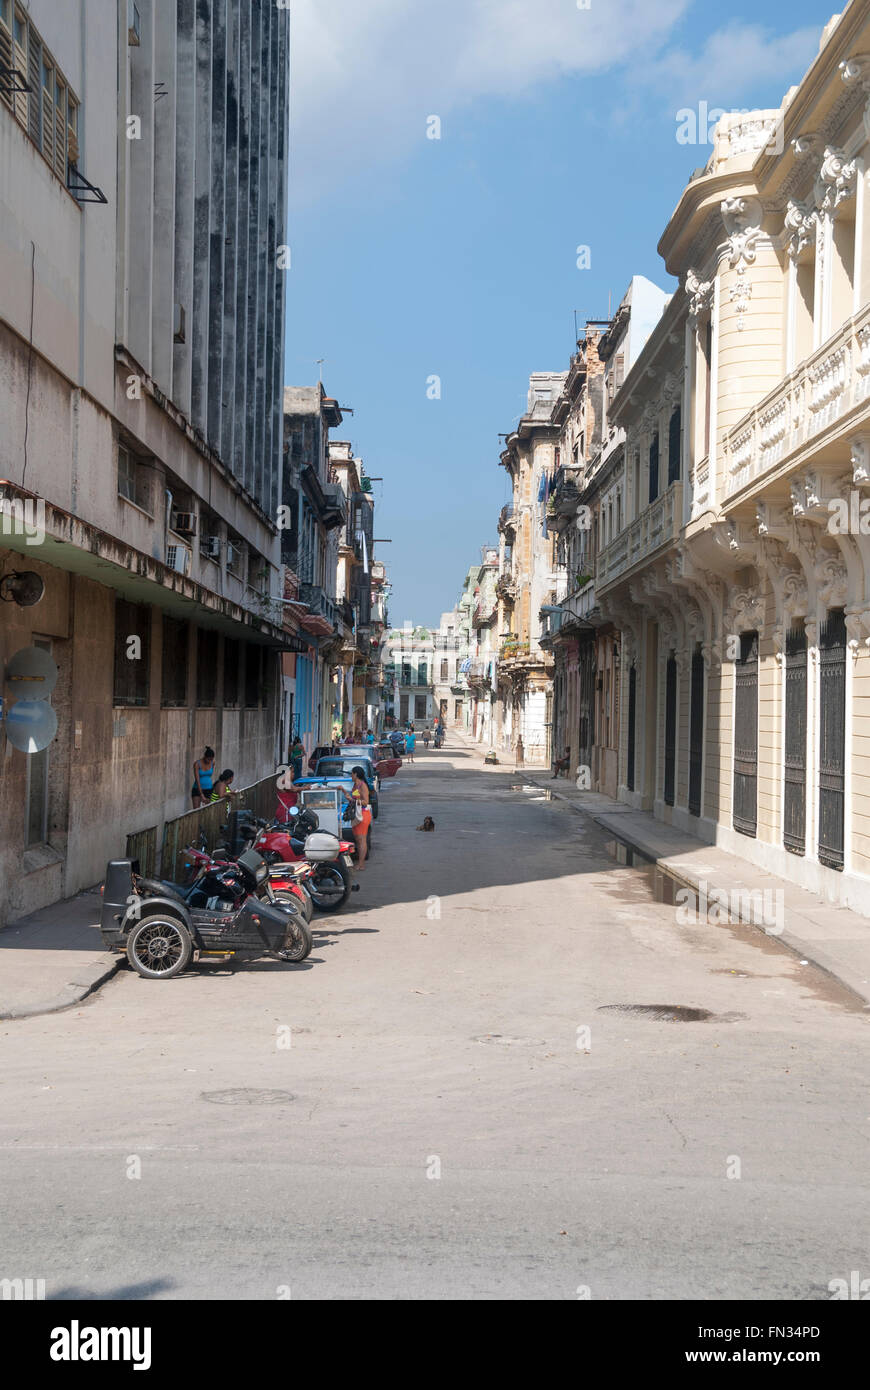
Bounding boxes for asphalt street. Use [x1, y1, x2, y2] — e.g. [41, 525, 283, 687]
[1, 744, 868, 1300]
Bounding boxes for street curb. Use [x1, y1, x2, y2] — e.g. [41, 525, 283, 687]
[522, 773, 870, 1009]
[0, 953, 124, 1021]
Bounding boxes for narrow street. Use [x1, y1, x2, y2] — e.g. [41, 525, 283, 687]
[2, 742, 867, 1301]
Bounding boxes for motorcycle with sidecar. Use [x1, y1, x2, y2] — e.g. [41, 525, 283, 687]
[100, 847, 312, 979]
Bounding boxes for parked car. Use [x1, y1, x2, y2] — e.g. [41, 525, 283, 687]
[373, 742, 403, 777]
[307, 743, 338, 773]
[311, 756, 380, 818]
[343, 742, 401, 779]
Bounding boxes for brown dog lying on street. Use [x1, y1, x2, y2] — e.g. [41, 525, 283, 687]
[417, 816, 435, 832]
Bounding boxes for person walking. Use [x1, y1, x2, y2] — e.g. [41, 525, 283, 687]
[349, 766, 372, 870]
[422, 728, 430, 750]
[515, 735, 525, 769]
[191, 746, 216, 808]
[405, 727, 416, 764]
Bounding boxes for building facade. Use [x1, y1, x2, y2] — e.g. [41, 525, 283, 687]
[494, 373, 566, 766]
[0, 0, 290, 923]
[598, 4, 870, 914]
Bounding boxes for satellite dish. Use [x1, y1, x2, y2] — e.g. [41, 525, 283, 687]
[4, 699, 58, 753]
[5, 646, 58, 697]
[0, 571, 45, 607]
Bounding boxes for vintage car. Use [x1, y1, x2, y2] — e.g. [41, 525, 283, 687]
[342, 742, 402, 779]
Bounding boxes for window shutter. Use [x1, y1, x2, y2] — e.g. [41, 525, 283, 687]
[27, 30, 41, 147]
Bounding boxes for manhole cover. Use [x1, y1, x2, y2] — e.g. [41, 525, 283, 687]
[597, 1004, 714, 1023]
[201, 1088, 295, 1106]
[472, 1033, 548, 1046]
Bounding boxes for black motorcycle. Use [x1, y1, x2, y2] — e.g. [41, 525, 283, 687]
[100, 848, 312, 980]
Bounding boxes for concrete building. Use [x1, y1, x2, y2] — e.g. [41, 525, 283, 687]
[597, 2, 870, 914]
[385, 625, 435, 727]
[433, 606, 470, 731]
[0, 0, 290, 922]
[542, 280, 670, 791]
[460, 548, 499, 743]
[280, 385, 346, 759]
[494, 373, 566, 766]
[330, 443, 377, 735]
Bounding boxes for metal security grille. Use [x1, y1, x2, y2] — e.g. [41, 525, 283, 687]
[688, 648, 704, 817]
[818, 609, 846, 870]
[627, 665, 636, 792]
[733, 632, 758, 837]
[664, 653, 677, 806]
[783, 625, 807, 855]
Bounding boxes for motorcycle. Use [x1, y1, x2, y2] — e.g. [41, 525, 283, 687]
[232, 808, 357, 912]
[183, 841, 315, 925]
[100, 847, 313, 980]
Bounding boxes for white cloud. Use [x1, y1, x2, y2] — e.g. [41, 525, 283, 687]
[632, 21, 822, 108]
[289, 0, 691, 202]
[288, 3, 824, 203]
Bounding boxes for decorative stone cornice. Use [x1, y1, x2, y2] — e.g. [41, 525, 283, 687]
[721, 196, 764, 270]
[685, 267, 714, 321]
[817, 146, 857, 214]
[784, 198, 817, 260]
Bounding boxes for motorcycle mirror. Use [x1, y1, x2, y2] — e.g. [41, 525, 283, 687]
[288, 806, 299, 817]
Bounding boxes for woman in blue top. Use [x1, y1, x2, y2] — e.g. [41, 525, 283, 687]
[405, 728, 416, 764]
[191, 746, 216, 807]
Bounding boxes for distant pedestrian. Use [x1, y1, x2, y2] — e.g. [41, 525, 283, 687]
[405, 728, 416, 764]
[192, 746, 216, 808]
[515, 736, 524, 769]
[290, 735, 304, 781]
[423, 728, 430, 750]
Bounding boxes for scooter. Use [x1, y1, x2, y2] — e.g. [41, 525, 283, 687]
[100, 848, 313, 980]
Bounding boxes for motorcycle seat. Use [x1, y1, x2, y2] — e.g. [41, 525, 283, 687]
[137, 877, 189, 905]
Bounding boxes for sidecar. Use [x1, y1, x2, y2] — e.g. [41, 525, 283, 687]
[100, 858, 305, 979]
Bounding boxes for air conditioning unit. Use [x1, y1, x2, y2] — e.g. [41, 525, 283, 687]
[166, 545, 191, 576]
[171, 510, 197, 537]
[201, 535, 220, 559]
[226, 543, 242, 572]
[128, 2, 141, 46]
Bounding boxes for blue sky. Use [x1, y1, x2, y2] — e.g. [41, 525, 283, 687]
[285, 0, 833, 625]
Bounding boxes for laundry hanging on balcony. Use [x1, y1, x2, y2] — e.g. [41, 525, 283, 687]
[538, 471, 551, 538]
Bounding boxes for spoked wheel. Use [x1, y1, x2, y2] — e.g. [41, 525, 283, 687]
[126, 914, 192, 979]
[309, 863, 351, 911]
[278, 918, 313, 962]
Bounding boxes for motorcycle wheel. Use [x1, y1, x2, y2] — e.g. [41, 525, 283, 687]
[279, 918, 313, 962]
[126, 914, 192, 980]
[309, 863, 351, 911]
[274, 888, 314, 925]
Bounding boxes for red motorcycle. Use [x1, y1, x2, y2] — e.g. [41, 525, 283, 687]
[235, 810, 356, 912]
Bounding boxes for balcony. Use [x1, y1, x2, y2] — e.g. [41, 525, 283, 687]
[547, 468, 581, 528]
[723, 302, 870, 500]
[498, 504, 516, 534]
[472, 600, 497, 627]
[496, 573, 517, 602]
[596, 482, 682, 592]
[300, 465, 346, 530]
[298, 582, 339, 634]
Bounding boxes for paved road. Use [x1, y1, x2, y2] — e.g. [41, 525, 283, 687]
[2, 745, 868, 1300]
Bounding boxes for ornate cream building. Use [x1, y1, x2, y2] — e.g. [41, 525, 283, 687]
[598, 4, 870, 913]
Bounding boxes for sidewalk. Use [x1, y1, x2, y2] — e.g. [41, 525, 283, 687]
[0, 890, 122, 1020]
[453, 730, 870, 1008]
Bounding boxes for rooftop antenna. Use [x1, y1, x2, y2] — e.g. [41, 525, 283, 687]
[316, 358, 325, 383]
